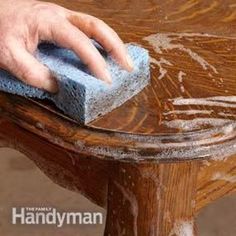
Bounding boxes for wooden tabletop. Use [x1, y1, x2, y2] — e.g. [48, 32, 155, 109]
[0, 0, 236, 161]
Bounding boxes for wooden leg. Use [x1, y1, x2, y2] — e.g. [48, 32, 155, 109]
[105, 161, 199, 236]
[0, 118, 109, 208]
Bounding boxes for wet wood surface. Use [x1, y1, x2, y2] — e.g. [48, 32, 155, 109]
[1, 1, 236, 235]
[0, 0, 236, 161]
[2, 119, 236, 235]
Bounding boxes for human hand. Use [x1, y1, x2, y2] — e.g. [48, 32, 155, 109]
[0, 0, 133, 92]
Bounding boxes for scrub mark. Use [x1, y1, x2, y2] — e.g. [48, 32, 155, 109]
[143, 33, 218, 74]
[163, 110, 213, 116]
[212, 172, 236, 183]
[114, 182, 138, 236]
[170, 96, 236, 108]
[150, 57, 173, 80]
[162, 118, 232, 131]
[169, 220, 194, 236]
[178, 71, 187, 93]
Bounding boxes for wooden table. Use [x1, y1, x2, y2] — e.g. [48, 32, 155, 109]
[0, 0, 236, 235]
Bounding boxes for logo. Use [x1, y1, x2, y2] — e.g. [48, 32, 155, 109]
[12, 207, 103, 227]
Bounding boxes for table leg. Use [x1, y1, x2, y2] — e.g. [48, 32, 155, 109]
[105, 161, 199, 236]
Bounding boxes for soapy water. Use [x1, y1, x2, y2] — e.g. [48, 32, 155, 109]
[143, 33, 219, 74]
[169, 220, 194, 236]
[74, 121, 236, 161]
[162, 118, 232, 131]
[178, 71, 186, 83]
[178, 71, 187, 93]
[170, 96, 236, 108]
[143, 32, 230, 95]
[218, 112, 236, 118]
[72, 33, 236, 161]
[162, 95, 236, 131]
[150, 57, 173, 80]
[163, 109, 213, 116]
[212, 172, 236, 183]
[114, 181, 138, 236]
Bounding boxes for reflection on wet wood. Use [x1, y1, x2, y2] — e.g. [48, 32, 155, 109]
[1, 1, 236, 235]
[92, 33, 236, 134]
[0, 0, 235, 161]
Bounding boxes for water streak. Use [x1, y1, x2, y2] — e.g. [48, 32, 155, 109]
[162, 118, 232, 131]
[150, 57, 173, 80]
[114, 182, 138, 236]
[170, 96, 236, 108]
[144, 33, 218, 74]
[212, 172, 236, 183]
[169, 220, 194, 236]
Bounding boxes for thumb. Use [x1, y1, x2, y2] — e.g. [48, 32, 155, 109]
[6, 45, 58, 93]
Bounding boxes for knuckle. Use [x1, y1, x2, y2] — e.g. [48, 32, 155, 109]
[96, 18, 105, 25]
[33, 3, 63, 21]
[33, 2, 55, 11]
[89, 18, 105, 30]
[33, 0, 68, 18]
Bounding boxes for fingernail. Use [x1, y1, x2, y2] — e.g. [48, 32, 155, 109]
[103, 68, 112, 84]
[126, 54, 134, 72]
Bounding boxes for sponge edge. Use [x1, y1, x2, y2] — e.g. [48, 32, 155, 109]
[0, 42, 150, 124]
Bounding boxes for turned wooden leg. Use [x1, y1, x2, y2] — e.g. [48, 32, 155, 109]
[105, 161, 199, 236]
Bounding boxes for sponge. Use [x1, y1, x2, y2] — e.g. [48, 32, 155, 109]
[0, 42, 150, 124]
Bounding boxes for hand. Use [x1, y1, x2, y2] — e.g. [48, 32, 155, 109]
[0, 0, 134, 93]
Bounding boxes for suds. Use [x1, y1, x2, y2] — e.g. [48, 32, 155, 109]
[169, 220, 194, 236]
[144, 32, 225, 94]
[163, 96, 236, 132]
[180, 85, 185, 93]
[163, 109, 213, 116]
[144, 33, 218, 74]
[177, 71, 186, 94]
[222, 124, 236, 135]
[114, 182, 138, 236]
[170, 96, 236, 108]
[212, 172, 236, 183]
[209, 96, 236, 103]
[150, 57, 173, 80]
[178, 71, 186, 83]
[162, 118, 232, 131]
[218, 112, 236, 118]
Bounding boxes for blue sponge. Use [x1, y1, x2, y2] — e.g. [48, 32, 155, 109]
[0, 42, 150, 124]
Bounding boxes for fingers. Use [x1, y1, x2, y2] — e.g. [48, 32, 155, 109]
[6, 44, 58, 93]
[68, 13, 134, 72]
[45, 20, 112, 84]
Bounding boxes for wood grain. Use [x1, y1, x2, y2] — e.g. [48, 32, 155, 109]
[0, 0, 235, 161]
[0, 2, 236, 235]
[196, 154, 236, 212]
[105, 161, 199, 235]
[0, 119, 108, 207]
[1, 118, 236, 235]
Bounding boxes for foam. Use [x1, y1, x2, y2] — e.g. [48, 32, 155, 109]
[0, 42, 150, 124]
[169, 220, 194, 236]
[143, 33, 218, 74]
[163, 109, 213, 116]
[212, 172, 236, 183]
[149, 57, 172, 80]
[162, 118, 232, 131]
[178, 71, 186, 83]
[170, 96, 236, 108]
